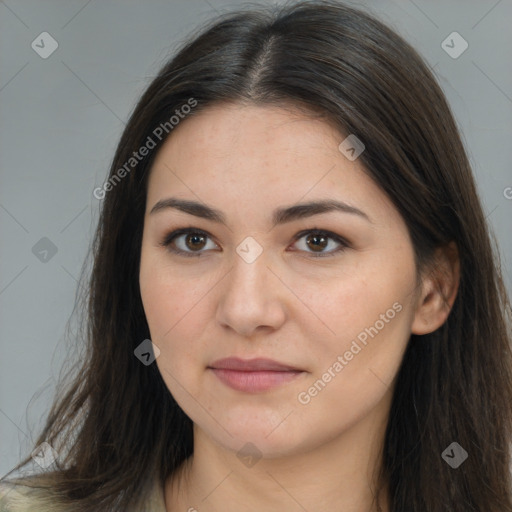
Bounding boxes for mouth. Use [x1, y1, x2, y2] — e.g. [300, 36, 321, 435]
[208, 357, 305, 393]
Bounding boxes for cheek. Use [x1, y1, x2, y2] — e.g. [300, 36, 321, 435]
[294, 298, 411, 441]
[139, 271, 173, 341]
[139, 250, 202, 339]
[302, 252, 415, 386]
[312, 271, 409, 343]
[139, 255, 210, 391]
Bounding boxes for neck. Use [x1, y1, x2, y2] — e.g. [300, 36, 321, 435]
[165, 400, 391, 512]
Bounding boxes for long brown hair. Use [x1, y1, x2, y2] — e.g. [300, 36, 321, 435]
[2, 1, 511, 510]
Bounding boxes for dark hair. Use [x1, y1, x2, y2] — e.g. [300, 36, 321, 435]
[2, 1, 511, 511]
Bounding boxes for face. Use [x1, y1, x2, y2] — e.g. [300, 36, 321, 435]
[139, 103, 420, 458]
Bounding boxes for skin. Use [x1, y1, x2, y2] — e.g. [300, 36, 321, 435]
[139, 103, 459, 512]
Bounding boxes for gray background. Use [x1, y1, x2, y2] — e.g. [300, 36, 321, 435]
[1, 0, 511, 477]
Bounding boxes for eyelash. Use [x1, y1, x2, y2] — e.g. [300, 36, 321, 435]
[159, 226, 350, 259]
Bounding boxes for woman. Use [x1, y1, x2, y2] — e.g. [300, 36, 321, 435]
[1, 1, 511, 511]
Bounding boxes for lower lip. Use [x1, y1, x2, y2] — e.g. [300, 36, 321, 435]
[210, 368, 304, 392]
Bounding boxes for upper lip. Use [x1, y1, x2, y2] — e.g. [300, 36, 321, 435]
[209, 357, 303, 372]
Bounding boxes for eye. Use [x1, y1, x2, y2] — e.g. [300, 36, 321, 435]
[159, 227, 350, 258]
[290, 229, 349, 258]
[159, 228, 218, 258]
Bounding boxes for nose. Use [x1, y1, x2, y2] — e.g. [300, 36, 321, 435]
[215, 247, 287, 338]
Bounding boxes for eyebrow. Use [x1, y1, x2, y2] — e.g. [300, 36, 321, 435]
[149, 197, 371, 226]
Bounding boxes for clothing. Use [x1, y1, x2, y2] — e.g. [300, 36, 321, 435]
[0, 477, 167, 512]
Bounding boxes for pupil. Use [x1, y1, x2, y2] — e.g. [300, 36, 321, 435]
[187, 233, 205, 250]
[307, 234, 327, 251]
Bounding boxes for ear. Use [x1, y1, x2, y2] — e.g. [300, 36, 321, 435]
[411, 241, 460, 335]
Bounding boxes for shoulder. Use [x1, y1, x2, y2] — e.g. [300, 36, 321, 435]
[0, 476, 167, 512]
[0, 480, 64, 512]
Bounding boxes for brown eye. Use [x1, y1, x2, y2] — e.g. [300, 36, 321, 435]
[160, 227, 349, 259]
[160, 228, 218, 257]
[184, 233, 207, 251]
[291, 229, 349, 258]
[305, 233, 329, 252]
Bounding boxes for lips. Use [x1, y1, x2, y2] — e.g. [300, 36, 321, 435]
[209, 357, 302, 372]
[208, 357, 305, 393]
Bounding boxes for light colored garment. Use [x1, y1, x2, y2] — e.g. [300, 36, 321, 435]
[0, 477, 167, 512]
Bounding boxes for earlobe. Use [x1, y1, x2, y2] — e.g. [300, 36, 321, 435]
[411, 242, 460, 335]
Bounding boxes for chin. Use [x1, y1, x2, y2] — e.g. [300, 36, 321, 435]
[201, 415, 311, 460]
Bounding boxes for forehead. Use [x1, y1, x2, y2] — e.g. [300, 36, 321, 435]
[159, 103, 339, 161]
[145, 103, 398, 227]
[151, 104, 350, 182]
